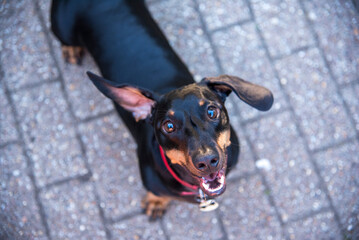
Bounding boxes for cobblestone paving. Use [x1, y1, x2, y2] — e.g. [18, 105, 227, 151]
[1, 0, 358, 239]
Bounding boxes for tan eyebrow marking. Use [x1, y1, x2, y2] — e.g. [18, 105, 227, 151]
[199, 99, 205, 106]
[168, 110, 175, 116]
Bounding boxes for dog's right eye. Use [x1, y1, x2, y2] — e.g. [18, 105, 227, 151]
[162, 120, 175, 133]
[207, 106, 219, 120]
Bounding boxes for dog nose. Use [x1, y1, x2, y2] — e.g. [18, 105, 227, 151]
[194, 154, 219, 171]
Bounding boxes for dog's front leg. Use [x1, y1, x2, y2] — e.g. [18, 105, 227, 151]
[61, 45, 85, 65]
[141, 192, 171, 220]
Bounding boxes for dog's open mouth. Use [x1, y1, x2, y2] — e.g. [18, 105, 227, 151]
[200, 169, 226, 197]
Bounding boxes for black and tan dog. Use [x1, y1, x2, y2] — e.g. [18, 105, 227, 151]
[51, 0, 273, 219]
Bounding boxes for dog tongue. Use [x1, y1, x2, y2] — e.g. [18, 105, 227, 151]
[204, 172, 218, 181]
[199, 170, 226, 197]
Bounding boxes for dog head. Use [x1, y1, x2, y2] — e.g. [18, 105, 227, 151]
[87, 72, 273, 197]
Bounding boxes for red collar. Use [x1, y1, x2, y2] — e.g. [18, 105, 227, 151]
[158, 145, 198, 195]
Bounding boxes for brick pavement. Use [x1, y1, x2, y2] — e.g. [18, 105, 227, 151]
[1, 0, 358, 239]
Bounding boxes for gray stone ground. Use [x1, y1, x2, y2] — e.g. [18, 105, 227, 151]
[0, 0, 359, 239]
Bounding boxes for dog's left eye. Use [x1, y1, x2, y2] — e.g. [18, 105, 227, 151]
[207, 106, 219, 119]
[162, 120, 176, 133]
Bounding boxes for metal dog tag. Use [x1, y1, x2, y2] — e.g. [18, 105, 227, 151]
[199, 199, 218, 212]
[198, 189, 219, 212]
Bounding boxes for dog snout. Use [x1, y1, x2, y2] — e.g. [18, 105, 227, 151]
[193, 154, 219, 172]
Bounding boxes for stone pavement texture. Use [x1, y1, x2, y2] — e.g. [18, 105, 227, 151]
[0, 0, 358, 239]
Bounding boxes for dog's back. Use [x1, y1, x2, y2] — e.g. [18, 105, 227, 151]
[51, 0, 194, 93]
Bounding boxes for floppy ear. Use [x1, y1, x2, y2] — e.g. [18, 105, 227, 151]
[87, 71, 156, 121]
[201, 75, 274, 111]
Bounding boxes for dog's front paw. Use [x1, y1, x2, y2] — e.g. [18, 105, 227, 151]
[141, 192, 171, 221]
[62, 46, 85, 65]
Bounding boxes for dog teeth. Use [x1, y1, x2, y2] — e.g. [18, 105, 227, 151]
[202, 177, 208, 184]
[201, 174, 225, 193]
[218, 174, 224, 184]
